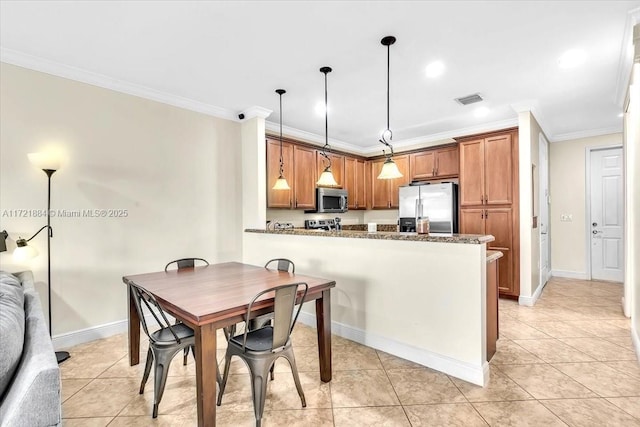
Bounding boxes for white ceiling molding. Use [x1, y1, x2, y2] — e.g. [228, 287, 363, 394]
[510, 101, 552, 141]
[0, 47, 239, 122]
[362, 118, 520, 155]
[550, 125, 623, 143]
[241, 106, 272, 120]
[615, 7, 640, 107]
[264, 121, 364, 154]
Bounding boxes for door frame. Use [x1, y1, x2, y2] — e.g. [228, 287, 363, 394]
[539, 133, 551, 287]
[584, 144, 624, 281]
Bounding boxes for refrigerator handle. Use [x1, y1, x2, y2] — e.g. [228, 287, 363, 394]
[415, 198, 419, 220]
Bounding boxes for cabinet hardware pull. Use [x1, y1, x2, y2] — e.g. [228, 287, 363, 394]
[481, 211, 484, 219]
[485, 209, 488, 218]
[485, 195, 488, 204]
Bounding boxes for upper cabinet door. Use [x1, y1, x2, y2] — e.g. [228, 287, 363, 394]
[266, 138, 293, 208]
[355, 159, 366, 209]
[409, 151, 435, 180]
[435, 146, 459, 177]
[389, 155, 410, 208]
[484, 135, 513, 205]
[370, 159, 391, 208]
[459, 139, 485, 206]
[293, 146, 317, 209]
[344, 157, 357, 209]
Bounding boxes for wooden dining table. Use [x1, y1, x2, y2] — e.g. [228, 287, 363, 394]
[122, 262, 335, 427]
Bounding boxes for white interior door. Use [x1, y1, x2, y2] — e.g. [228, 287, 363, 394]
[590, 147, 624, 282]
[539, 134, 550, 286]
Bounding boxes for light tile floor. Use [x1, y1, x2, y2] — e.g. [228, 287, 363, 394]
[61, 277, 639, 426]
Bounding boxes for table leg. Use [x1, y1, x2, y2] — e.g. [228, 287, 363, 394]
[127, 284, 140, 366]
[315, 289, 332, 382]
[195, 323, 217, 427]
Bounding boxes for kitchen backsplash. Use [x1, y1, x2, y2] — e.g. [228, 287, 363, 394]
[266, 208, 398, 229]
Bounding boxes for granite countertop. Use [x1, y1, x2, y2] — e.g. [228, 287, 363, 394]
[245, 228, 495, 244]
[486, 250, 504, 262]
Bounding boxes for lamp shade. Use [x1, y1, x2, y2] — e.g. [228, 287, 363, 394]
[28, 151, 63, 171]
[316, 167, 339, 187]
[272, 176, 291, 190]
[13, 239, 39, 263]
[377, 158, 403, 179]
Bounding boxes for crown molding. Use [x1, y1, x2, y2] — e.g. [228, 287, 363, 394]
[615, 7, 640, 107]
[0, 47, 239, 122]
[510, 101, 552, 141]
[550, 125, 622, 143]
[264, 121, 365, 154]
[360, 117, 520, 155]
[241, 106, 272, 120]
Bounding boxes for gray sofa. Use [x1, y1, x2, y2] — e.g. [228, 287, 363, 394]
[0, 271, 61, 427]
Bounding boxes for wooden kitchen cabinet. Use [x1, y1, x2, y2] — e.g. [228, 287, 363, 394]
[459, 135, 513, 207]
[409, 145, 459, 181]
[344, 157, 367, 209]
[266, 139, 316, 210]
[370, 155, 410, 209]
[293, 145, 317, 209]
[266, 138, 294, 208]
[460, 207, 516, 297]
[316, 152, 344, 188]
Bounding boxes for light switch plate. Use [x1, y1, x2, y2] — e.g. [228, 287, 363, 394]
[560, 214, 573, 222]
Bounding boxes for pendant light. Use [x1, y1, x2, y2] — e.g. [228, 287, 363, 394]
[316, 66, 339, 187]
[377, 36, 403, 180]
[272, 89, 291, 190]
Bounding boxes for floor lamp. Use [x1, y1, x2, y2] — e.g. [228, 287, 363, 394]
[16, 152, 70, 364]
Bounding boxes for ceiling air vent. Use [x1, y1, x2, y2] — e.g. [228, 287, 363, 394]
[455, 93, 484, 106]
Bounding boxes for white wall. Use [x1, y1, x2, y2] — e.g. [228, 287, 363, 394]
[0, 63, 243, 336]
[626, 25, 640, 352]
[243, 231, 488, 386]
[548, 133, 622, 278]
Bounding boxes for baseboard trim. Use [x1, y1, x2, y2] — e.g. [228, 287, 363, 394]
[52, 313, 170, 350]
[53, 319, 128, 350]
[633, 325, 640, 363]
[518, 280, 546, 306]
[551, 269, 588, 280]
[297, 311, 488, 386]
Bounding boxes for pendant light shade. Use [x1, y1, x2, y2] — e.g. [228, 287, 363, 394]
[316, 66, 339, 187]
[378, 157, 404, 179]
[273, 89, 290, 191]
[377, 35, 403, 180]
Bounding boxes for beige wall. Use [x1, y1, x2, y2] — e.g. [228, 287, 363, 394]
[549, 133, 622, 276]
[0, 63, 243, 337]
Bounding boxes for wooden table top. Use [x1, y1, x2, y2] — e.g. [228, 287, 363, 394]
[122, 262, 335, 326]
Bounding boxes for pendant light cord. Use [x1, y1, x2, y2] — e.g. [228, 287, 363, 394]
[278, 90, 285, 177]
[320, 67, 332, 168]
[379, 37, 395, 158]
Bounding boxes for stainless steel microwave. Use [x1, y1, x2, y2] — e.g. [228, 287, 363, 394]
[306, 188, 348, 213]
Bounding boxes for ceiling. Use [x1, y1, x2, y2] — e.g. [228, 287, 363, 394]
[1, 1, 639, 153]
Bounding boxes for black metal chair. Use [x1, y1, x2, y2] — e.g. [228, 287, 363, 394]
[164, 257, 210, 364]
[164, 257, 209, 272]
[217, 282, 308, 427]
[129, 282, 220, 418]
[264, 258, 295, 274]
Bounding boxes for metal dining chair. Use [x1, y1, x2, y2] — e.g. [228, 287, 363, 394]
[130, 282, 221, 418]
[254, 258, 295, 329]
[217, 282, 308, 427]
[164, 257, 210, 365]
[164, 257, 210, 272]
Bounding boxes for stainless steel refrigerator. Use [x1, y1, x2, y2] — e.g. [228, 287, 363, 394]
[398, 183, 458, 233]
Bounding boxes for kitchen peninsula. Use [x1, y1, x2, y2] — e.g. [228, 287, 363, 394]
[243, 228, 495, 386]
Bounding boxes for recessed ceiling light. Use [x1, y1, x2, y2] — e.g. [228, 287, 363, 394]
[558, 49, 587, 69]
[474, 106, 490, 118]
[425, 61, 445, 78]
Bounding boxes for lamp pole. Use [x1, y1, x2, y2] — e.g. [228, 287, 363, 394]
[42, 168, 70, 364]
